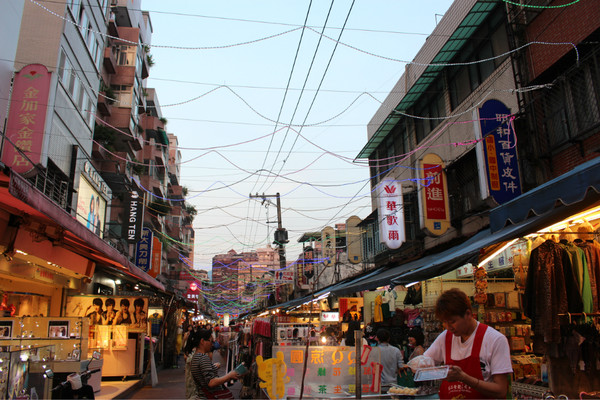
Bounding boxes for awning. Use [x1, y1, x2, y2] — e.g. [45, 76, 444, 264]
[0, 170, 165, 291]
[490, 157, 600, 233]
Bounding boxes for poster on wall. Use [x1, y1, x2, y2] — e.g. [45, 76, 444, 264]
[0, 321, 13, 338]
[76, 177, 106, 238]
[48, 320, 70, 338]
[65, 295, 149, 333]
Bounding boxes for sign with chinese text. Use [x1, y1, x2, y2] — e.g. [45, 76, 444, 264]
[298, 247, 314, 290]
[186, 281, 200, 303]
[321, 226, 335, 267]
[378, 179, 405, 249]
[346, 216, 362, 264]
[149, 236, 161, 278]
[2, 64, 51, 176]
[419, 153, 450, 236]
[275, 266, 294, 284]
[320, 312, 340, 323]
[270, 346, 381, 397]
[135, 228, 153, 272]
[478, 99, 522, 204]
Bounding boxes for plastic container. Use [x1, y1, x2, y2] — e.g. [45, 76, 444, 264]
[414, 366, 449, 381]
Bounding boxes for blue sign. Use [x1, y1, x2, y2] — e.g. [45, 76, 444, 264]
[478, 99, 522, 204]
[135, 227, 153, 272]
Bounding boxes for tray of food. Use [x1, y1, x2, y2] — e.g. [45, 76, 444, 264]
[387, 385, 438, 398]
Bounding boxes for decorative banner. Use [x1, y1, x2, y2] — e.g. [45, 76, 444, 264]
[65, 295, 149, 333]
[378, 179, 405, 249]
[419, 153, 450, 236]
[346, 216, 362, 264]
[321, 226, 335, 268]
[478, 99, 522, 204]
[135, 227, 153, 272]
[123, 190, 144, 243]
[149, 236, 161, 278]
[2, 64, 51, 176]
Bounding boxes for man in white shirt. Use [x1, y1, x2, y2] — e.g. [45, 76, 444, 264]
[424, 288, 512, 399]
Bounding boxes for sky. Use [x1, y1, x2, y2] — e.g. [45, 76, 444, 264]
[141, 0, 454, 271]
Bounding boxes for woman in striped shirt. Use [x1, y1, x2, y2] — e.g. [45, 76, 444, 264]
[191, 329, 240, 399]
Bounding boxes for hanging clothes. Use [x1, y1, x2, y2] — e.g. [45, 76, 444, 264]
[373, 294, 383, 323]
[575, 239, 600, 312]
[561, 241, 593, 313]
[524, 240, 583, 344]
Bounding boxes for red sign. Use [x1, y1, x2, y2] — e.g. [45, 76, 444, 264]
[149, 236, 161, 278]
[423, 163, 448, 220]
[2, 64, 51, 175]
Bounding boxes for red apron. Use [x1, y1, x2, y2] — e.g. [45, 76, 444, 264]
[439, 323, 488, 400]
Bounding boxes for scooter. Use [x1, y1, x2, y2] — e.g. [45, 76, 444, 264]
[45, 351, 102, 399]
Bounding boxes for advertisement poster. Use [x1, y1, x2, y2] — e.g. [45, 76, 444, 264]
[76, 177, 106, 238]
[65, 295, 148, 333]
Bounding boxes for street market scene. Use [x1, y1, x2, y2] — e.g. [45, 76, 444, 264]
[1, 0, 600, 399]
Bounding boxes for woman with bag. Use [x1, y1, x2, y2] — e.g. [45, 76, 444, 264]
[191, 329, 240, 399]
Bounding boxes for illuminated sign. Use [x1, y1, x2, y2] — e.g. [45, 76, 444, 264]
[76, 177, 106, 238]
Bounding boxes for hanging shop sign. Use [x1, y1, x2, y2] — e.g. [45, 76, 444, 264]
[346, 216, 362, 264]
[123, 190, 144, 243]
[1, 64, 51, 176]
[322, 226, 335, 267]
[149, 235, 161, 278]
[378, 179, 405, 249]
[76, 176, 107, 238]
[275, 266, 294, 284]
[135, 227, 153, 272]
[186, 282, 200, 303]
[478, 99, 522, 205]
[298, 247, 314, 290]
[419, 153, 450, 236]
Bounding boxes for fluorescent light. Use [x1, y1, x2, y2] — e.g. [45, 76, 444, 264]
[478, 238, 518, 268]
[405, 281, 419, 288]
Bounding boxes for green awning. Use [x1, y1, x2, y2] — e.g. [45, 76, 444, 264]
[356, 0, 500, 159]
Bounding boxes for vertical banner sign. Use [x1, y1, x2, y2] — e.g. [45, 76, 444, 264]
[2, 64, 51, 176]
[378, 179, 405, 249]
[321, 226, 335, 268]
[419, 153, 450, 236]
[124, 191, 144, 243]
[346, 216, 362, 264]
[300, 247, 314, 290]
[135, 227, 153, 272]
[149, 236, 161, 278]
[478, 99, 522, 204]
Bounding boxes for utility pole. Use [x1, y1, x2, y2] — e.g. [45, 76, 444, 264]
[249, 192, 288, 279]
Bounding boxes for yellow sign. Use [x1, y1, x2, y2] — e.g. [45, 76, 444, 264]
[256, 352, 290, 399]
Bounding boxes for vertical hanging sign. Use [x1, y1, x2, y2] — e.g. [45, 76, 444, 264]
[135, 227, 153, 272]
[419, 153, 450, 236]
[321, 226, 335, 268]
[378, 179, 405, 249]
[2, 64, 51, 176]
[149, 236, 161, 278]
[478, 99, 522, 204]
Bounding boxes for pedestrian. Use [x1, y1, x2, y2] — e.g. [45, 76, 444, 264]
[424, 288, 512, 399]
[375, 328, 405, 390]
[407, 327, 425, 361]
[191, 329, 239, 399]
[184, 331, 200, 399]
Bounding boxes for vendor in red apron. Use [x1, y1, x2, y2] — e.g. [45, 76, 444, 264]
[423, 288, 512, 399]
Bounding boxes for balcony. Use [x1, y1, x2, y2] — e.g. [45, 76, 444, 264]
[103, 46, 117, 74]
[97, 93, 113, 116]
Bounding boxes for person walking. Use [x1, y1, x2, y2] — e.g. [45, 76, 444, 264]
[376, 328, 404, 390]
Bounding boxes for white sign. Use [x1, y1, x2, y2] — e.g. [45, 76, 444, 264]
[456, 263, 474, 278]
[320, 312, 340, 323]
[378, 179, 405, 249]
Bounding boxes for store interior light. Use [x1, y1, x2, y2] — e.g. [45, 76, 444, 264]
[15, 250, 28, 256]
[404, 281, 419, 288]
[478, 238, 519, 268]
[530, 205, 600, 235]
[115, 279, 121, 285]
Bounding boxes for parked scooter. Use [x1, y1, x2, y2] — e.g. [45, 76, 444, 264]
[45, 351, 102, 399]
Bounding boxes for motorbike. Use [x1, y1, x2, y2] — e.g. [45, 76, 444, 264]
[44, 351, 102, 399]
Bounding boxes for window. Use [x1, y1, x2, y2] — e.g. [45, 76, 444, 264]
[116, 45, 136, 66]
[78, 5, 89, 41]
[446, 150, 482, 223]
[111, 85, 133, 107]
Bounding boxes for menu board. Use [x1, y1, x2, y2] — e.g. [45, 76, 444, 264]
[268, 345, 381, 398]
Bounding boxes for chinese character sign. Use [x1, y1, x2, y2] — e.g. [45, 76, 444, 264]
[135, 228, 153, 272]
[478, 99, 522, 204]
[271, 345, 380, 398]
[419, 153, 450, 236]
[2, 64, 51, 176]
[322, 226, 335, 267]
[378, 179, 405, 249]
[149, 236, 161, 278]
